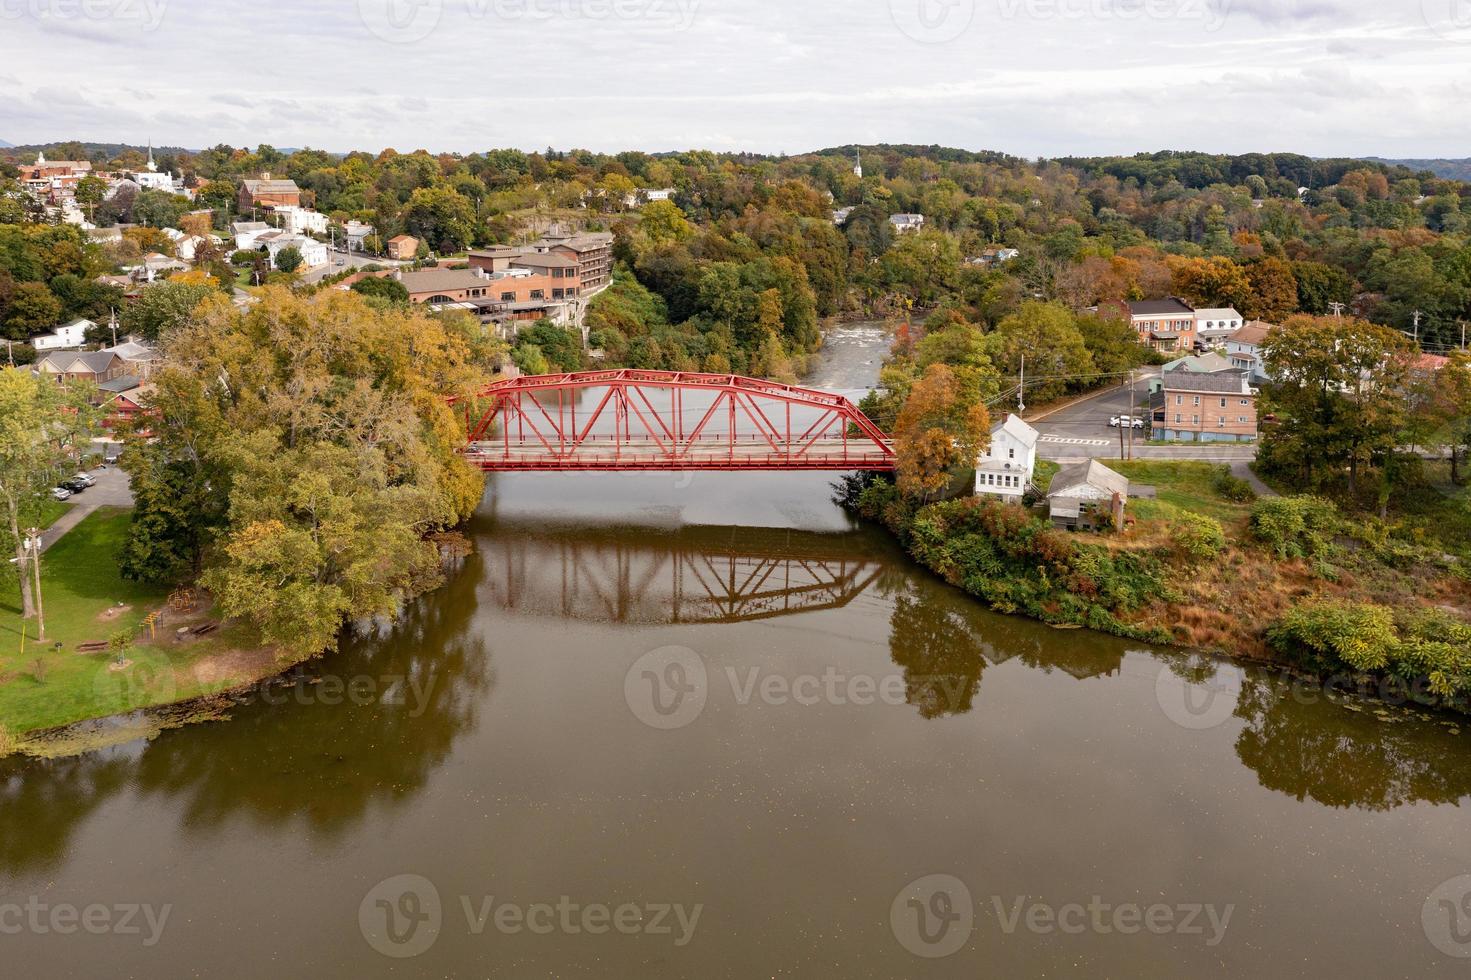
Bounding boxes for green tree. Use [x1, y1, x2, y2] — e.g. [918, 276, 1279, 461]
[985, 301, 1095, 403]
[3, 282, 62, 340]
[274, 245, 303, 273]
[121, 279, 221, 341]
[1260, 315, 1413, 493]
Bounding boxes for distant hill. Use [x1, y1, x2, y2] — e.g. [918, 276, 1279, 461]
[0, 140, 196, 161]
[1366, 157, 1471, 181]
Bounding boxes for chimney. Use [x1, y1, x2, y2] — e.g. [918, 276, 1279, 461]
[262, 172, 271, 181]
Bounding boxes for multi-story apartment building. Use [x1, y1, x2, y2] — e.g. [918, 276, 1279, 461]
[1150, 367, 1258, 443]
[1101, 298, 1198, 352]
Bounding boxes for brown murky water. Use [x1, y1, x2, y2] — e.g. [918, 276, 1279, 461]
[2, 325, 1470, 977]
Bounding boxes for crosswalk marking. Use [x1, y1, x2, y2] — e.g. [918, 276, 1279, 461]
[1040, 435, 1112, 447]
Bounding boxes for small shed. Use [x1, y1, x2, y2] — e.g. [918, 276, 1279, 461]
[1047, 459, 1130, 531]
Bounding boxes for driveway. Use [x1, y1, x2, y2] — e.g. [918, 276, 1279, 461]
[40, 462, 133, 552]
[296, 248, 407, 285]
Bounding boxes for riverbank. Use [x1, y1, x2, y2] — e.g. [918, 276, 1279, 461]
[840, 459, 1471, 715]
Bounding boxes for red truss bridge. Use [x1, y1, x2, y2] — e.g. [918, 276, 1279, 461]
[453, 370, 895, 472]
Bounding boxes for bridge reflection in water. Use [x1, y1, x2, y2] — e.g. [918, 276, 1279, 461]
[479, 522, 888, 625]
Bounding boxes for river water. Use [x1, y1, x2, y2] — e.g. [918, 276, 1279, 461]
[3, 324, 1470, 978]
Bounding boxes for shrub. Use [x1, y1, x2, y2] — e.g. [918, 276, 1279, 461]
[1251, 495, 1338, 559]
[1266, 600, 1398, 672]
[0, 725, 14, 758]
[1169, 512, 1226, 564]
[1212, 468, 1257, 503]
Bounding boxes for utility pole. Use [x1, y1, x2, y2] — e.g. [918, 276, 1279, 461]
[108, 307, 118, 347]
[1017, 355, 1026, 414]
[1459, 319, 1467, 352]
[1412, 310, 1423, 346]
[1329, 301, 1346, 319]
[4, 339, 12, 368]
[25, 528, 44, 642]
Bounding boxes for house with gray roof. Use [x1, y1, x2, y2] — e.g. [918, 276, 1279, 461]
[1047, 459, 1131, 531]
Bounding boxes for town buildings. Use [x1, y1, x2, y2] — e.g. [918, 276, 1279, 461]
[1224, 320, 1277, 383]
[1193, 307, 1244, 346]
[975, 414, 1040, 500]
[529, 232, 614, 293]
[1100, 298, 1198, 352]
[386, 235, 419, 260]
[30, 318, 95, 351]
[889, 213, 925, 234]
[238, 174, 302, 212]
[1151, 366, 1258, 443]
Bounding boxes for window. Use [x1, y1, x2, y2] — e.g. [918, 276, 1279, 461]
[1174, 414, 1182, 424]
[1008, 448, 1015, 459]
[1218, 418, 1226, 428]
[1193, 396, 1201, 406]
[552, 288, 564, 299]
[1192, 415, 1200, 425]
[1220, 398, 1227, 408]
[530, 289, 544, 300]
[1241, 399, 1249, 406]
[500, 291, 515, 302]
[1239, 416, 1250, 424]
[1175, 395, 1183, 406]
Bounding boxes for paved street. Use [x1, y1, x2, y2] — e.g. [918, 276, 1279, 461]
[1027, 369, 1261, 464]
[40, 457, 133, 552]
[297, 247, 407, 285]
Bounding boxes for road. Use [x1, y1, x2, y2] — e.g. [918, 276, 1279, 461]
[297, 247, 407, 285]
[40, 461, 133, 552]
[1028, 369, 1260, 464]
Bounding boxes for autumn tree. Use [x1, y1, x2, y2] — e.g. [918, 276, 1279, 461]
[893, 363, 991, 499]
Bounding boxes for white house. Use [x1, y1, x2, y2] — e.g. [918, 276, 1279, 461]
[231, 221, 271, 250]
[258, 231, 328, 269]
[832, 207, 855, 225]
[1223, 320, 1276, 383]
[271, 205, 329, 236]
[31, 318, 95, 351]
[889, 213, 925, 234]
[1194, 307, 1244, 346]
[976, 414, 1040, 500]
[343, 220, 375, 251]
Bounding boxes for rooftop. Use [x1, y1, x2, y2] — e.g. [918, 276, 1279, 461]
[1049, 459, 1129, 499]
[1128, 298, 1195, 317]
[397, 268, 490, 293]
[1159, 367, 1252, 394]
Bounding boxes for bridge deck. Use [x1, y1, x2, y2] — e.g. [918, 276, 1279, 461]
[465, 436, 895, 472]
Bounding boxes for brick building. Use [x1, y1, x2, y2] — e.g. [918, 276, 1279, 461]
[1150, 367, 1258, 443]
[238, 174, 302, 212]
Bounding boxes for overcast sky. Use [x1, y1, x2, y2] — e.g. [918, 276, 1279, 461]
[1, 0, 1469, 158]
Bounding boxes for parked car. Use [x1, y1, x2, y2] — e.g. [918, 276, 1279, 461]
[51, 487, 71, 502]
[60, 478, 89, 493]
[1108, 416, 1123, 427]
[1130, 417, 1146, 429]
[72, 472, 96, 488]
[103, 452, 120, 464]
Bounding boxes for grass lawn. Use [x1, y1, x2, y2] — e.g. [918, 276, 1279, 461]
[1112, 460, 1256, 525]
[1034, 459, 1061, 493]
[0, 508, 271, 739]
[36, 497, 72, 530]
